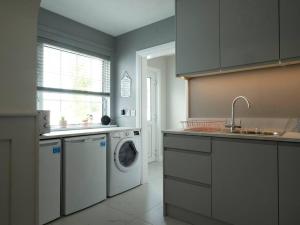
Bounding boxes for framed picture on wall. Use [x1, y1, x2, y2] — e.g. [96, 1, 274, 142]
[120, 71, 131, 98]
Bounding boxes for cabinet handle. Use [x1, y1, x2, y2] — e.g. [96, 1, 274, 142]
[65, 137, 105, 143]
[40, 141, 60, 147]
[65, 139, 86, 143]
[90, 137, 105, 142]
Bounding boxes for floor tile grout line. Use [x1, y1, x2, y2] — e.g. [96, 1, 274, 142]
[104, 199, 163, 221]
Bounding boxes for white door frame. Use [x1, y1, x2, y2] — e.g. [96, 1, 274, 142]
[136, 42, 175, 184]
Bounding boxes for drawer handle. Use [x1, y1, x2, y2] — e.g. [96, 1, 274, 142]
[40, 141, 60, 147]
[65, 139, 85, 143]
[90, 137, 105, 142]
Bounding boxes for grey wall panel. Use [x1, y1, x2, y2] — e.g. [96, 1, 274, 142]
[278, 143, 300, 225]
[220, 0, 279, 68]
[0, 1, 40, 225]
[0, 141, 11, 225]
[0, 0, 40, 114]
[114, 17, 175, 127]
[176, 0, 219, 75]
[0, 116, 38, 225]
[212, 139, 278, 225]
[280, 0, 300, 59]
[164, 150, 211, 184]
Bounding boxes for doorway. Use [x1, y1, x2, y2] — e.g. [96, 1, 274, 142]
[136, 42, 188, 184]
[146, 67, 159, 163]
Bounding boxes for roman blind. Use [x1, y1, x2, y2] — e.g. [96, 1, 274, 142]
[37, 42, 110, 94]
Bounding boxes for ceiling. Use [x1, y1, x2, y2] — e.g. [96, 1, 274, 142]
[41, 0, 175, 36]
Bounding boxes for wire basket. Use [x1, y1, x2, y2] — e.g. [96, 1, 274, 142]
[181, 120, 225, 132]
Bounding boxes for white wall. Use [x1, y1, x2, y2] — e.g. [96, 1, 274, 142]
[148, 55, 187, 130]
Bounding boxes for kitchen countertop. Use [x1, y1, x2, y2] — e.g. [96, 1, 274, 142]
[163, 129, 300, 143]
[40, 127, 140, 140]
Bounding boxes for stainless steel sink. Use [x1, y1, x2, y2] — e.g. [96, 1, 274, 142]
[223, 128, 284, 136]
[185, 127, 284, 136]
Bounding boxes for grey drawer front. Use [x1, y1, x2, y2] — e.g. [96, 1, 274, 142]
[164, 150, 211, 184]
[164, 134, 211, 152]
[165, 178, 211, 217]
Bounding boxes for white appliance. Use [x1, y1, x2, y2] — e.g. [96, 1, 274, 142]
[63, 134, 107, 215]
[107, 130, 142, 197]
[39, 139, 61, 225]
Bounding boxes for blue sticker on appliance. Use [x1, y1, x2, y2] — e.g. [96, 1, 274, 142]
[53, 147, 61, 154]
[100, 141, 106, 147]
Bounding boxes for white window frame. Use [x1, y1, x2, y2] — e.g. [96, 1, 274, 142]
[37, 42, 111, 129]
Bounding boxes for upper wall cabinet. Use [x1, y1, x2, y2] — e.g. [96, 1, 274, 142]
[280, 0, 300, 60]
[176, 0, 220, 76]
[220, 0, 279, 68]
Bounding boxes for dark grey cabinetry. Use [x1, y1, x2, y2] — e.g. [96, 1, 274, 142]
[165, 178, 211, 217]
[220, 0, 279, 68]
[280, 0, 300, 60]
[176, 0, 219, 75]
[164, 133, 300, 225]
[164, 150, 211, 184]
[163, 134, 213, 220]
[212, 138, 278, 225]
[278, 143, 300, 225]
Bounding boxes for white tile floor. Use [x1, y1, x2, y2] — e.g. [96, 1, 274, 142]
[49, 162, 189, 225]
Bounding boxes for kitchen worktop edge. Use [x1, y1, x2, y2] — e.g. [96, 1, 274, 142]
[40, 127, 141, 140]
[163, 129, 300, 143]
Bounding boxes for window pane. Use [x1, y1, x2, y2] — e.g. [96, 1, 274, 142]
[37, 91, 110, 127]
[146, 77, 151, 121]
[43, 47, 61, 88]
[39, 44, 110, 93]
[37, 43, 111, 129]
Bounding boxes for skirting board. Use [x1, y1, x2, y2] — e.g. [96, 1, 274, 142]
[165, 204, 232, 225]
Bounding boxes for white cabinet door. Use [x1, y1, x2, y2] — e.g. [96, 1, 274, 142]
[39, 139, 61, 225]
[63, 135, 106, 215]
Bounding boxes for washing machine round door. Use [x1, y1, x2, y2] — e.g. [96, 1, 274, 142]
[114, 138, 139, 172]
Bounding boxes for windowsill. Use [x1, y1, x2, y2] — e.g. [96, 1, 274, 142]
[50, 123, 117, 132]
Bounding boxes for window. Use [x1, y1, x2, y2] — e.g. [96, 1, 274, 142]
[37, 43, 110, 129]
[146, 77, 151, 121]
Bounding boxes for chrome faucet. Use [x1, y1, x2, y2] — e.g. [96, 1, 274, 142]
[226, 96, 251, 132]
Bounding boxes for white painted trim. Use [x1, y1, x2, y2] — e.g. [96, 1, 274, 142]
[135, 41, 175, 184]
[185, 79, 189, 120]
[136, 42, 175, 59]
[136, 41, 175, 128]
[147, 66, 163, 162]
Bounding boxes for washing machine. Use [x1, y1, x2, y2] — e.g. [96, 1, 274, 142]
[107, 129, 142, 197]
